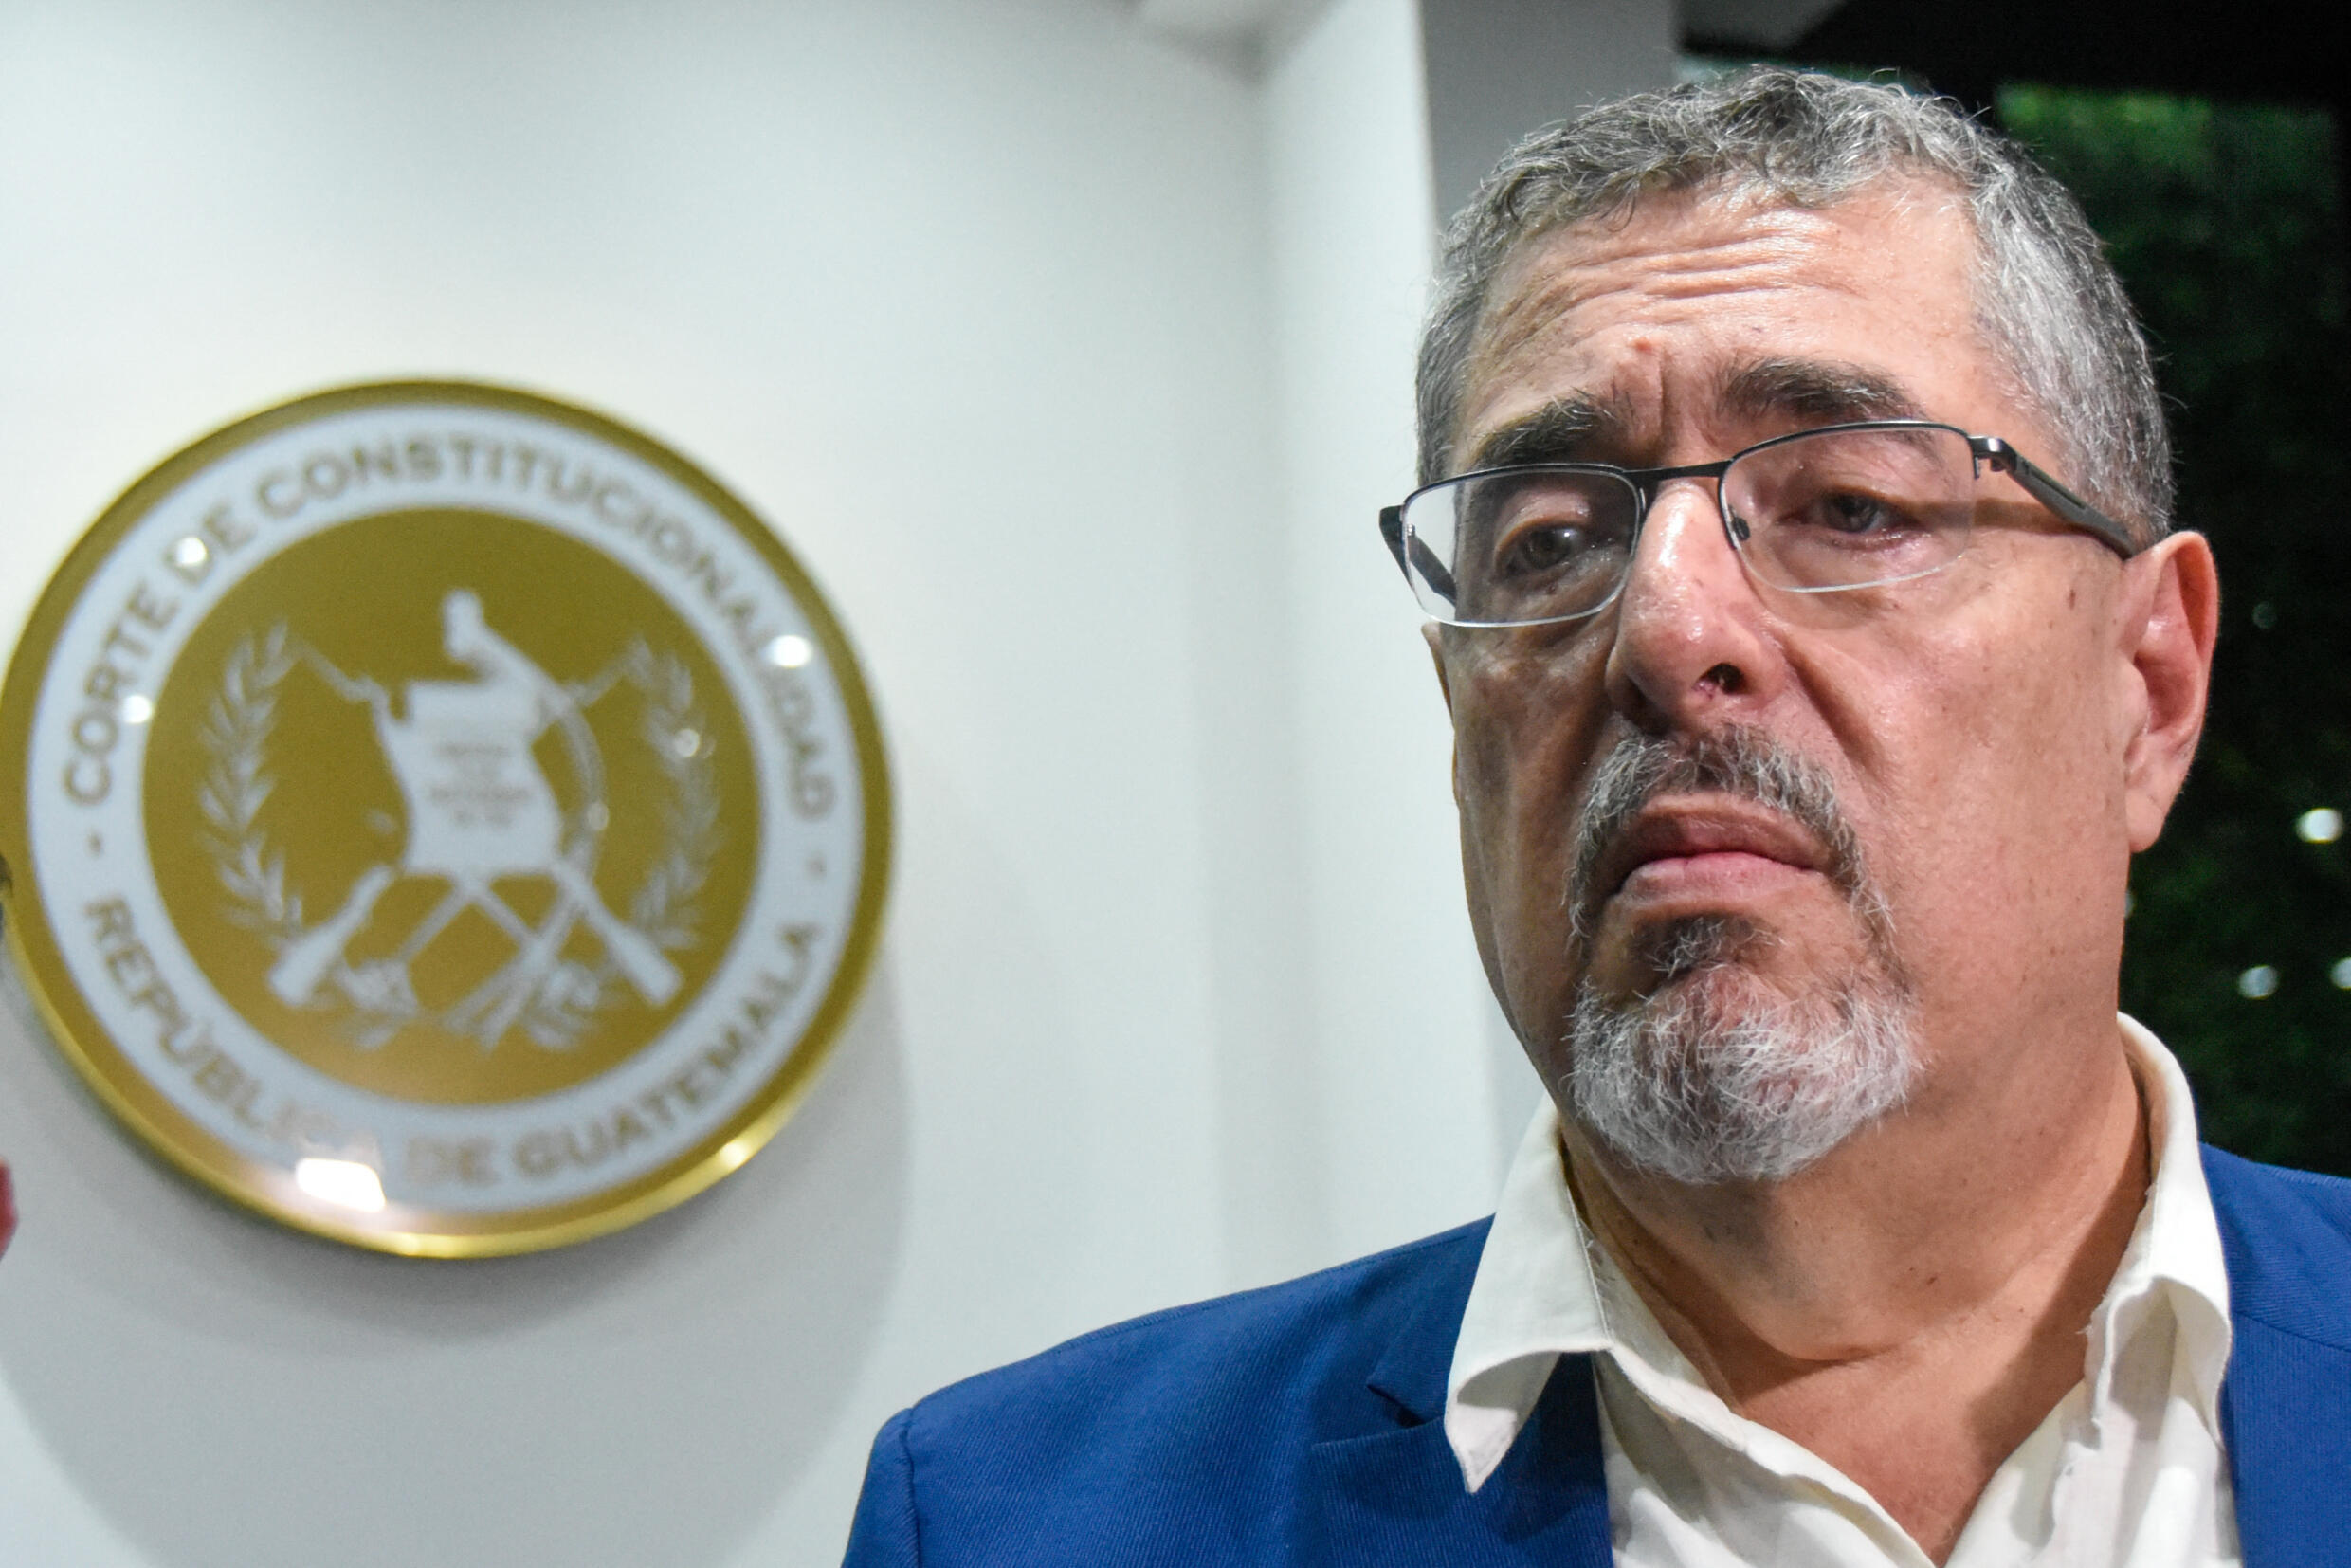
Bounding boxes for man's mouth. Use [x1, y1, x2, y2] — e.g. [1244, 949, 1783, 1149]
[1564, 724, 1876, 961]
[1588, 800, 1831, 915]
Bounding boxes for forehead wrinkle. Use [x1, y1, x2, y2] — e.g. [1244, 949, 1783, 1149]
[1474, 208, 1866, 365]
[1458, 216, 1898, 473]
[1468, 241, 1754, 386]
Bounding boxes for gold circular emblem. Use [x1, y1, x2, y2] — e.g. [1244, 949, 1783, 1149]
[0, 382, 891, 1256]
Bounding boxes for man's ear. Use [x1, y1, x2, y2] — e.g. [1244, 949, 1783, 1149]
[1423, 622, 1452, 714]
[2123, 530, 2218, 852]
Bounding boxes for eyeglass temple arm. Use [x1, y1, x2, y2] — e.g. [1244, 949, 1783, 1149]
[1972, 438, 2142, 558]
[1378, 505, 1461, 604]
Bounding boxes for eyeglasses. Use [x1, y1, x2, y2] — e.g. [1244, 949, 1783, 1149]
[1378, 420, 2141, 629]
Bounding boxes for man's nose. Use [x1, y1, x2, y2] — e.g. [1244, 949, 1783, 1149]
[1601, 477, 1778, 734]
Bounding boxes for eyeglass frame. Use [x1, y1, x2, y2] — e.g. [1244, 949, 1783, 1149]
[1377, 418, 2144, 628]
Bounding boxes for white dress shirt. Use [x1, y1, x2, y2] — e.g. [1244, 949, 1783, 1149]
[1446, 1017, 2238, 1567]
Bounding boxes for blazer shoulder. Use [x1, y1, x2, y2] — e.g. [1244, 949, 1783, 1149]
[913, 1217, 1491, 1434]
[862, 1218, 1492, 1562]
[2201, 1144, 2351, 1350]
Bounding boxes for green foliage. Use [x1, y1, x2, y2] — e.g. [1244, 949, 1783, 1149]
[2000, 85, 2351, 1171]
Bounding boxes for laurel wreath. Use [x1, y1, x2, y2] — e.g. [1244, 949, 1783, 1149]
[199, 626, 304, 949]
[200, 624, 721, 1051]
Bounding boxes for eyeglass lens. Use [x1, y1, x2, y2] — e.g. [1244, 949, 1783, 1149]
[1403, 425, 1981, 626]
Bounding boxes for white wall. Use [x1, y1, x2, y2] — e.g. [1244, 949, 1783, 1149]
[0, 0, 1673, 1560]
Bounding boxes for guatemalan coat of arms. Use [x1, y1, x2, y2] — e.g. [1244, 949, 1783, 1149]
[0, 381, 890, 1254]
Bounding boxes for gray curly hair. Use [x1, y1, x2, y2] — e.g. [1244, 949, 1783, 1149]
[1416, 66, 2171, 541]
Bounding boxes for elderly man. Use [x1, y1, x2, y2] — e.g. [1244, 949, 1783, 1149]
[844, 68, 2350, 1566]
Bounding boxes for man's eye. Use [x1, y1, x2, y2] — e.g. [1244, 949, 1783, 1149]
[1498, 523, 1595, 576]
[1794, 489, 1913, 537]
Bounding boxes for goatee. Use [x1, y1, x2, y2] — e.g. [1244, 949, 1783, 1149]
[1560, 727, 1919, 1185]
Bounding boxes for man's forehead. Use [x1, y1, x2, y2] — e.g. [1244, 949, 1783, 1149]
[1454, 181, 1985, 463]
[1482, 177, 1977, 327]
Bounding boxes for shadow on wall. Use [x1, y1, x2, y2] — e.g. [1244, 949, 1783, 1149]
[0, 949, 911, 1568]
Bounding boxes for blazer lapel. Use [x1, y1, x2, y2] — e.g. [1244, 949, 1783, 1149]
[1304, 1356, 1612, 1566]
[1303, 1236, 1611, 1566]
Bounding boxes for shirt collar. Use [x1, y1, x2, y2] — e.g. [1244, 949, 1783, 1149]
[1445, 1098, 1612, 1490]
[2103, 1014, 2233, 1426]
[1443, 1015, 2233, 1492]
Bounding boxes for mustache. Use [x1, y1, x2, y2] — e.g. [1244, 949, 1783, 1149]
[1567, 725, 1881, 947]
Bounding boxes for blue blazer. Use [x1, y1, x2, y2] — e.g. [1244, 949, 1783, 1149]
[846, 1147, 2351, 1565]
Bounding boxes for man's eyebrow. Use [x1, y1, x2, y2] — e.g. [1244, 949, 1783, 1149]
[1460, 363, 1926, 476]
[1463, 394, 1622, 471]
[1720, 358, 1927, 425]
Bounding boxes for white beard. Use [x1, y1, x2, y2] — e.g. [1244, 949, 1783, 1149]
[1566, 919, 1919, 1184]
